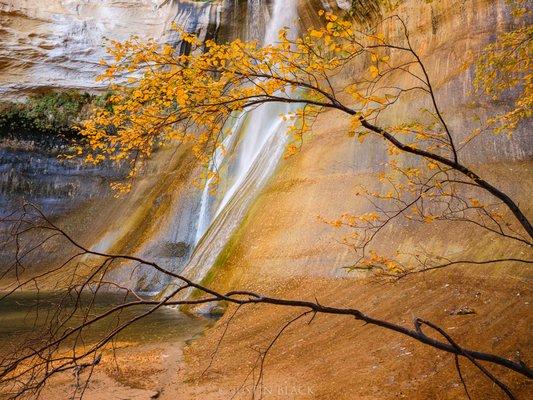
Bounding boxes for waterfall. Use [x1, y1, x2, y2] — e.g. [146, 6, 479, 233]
[195, 0, 299, 243]
[81, 0, 300, 294]
[163, 0, 300, 294]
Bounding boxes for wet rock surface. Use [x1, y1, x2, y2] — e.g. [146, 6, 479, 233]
[0, 140, 120, 216]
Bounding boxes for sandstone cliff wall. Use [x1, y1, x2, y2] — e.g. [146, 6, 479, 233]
[204, 0, 532, 290]
[0, 0, 219, 97]
[0, 0, 530, 290]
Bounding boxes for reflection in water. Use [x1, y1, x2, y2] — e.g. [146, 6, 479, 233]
[0, 291, 212, 355]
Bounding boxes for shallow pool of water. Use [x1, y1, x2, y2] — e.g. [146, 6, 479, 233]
[0, 291, 211, 355]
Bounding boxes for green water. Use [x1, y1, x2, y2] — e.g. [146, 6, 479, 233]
[0, 291, 211, 355]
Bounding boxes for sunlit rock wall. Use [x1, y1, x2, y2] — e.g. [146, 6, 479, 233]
[0, 0, 365, 98]
[0, 0, 224, 97]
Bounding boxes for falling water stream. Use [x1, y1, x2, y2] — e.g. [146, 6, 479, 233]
[81, 0, 300, 296]
[161, 0, 300, 296]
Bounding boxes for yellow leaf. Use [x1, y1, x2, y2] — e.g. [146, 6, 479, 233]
[424, 215, 436, 223]
[351, 117, 361, 129]
[469, 198, 482, 207]
[309, 30, 323, 38]
[427, 161, 438, 170]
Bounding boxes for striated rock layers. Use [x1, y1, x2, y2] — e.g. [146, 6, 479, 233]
[0, 0, 367, 98]
[0, 0, 220, 98]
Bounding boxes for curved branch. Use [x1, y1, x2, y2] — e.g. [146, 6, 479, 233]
[2, 205, 531, 381]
